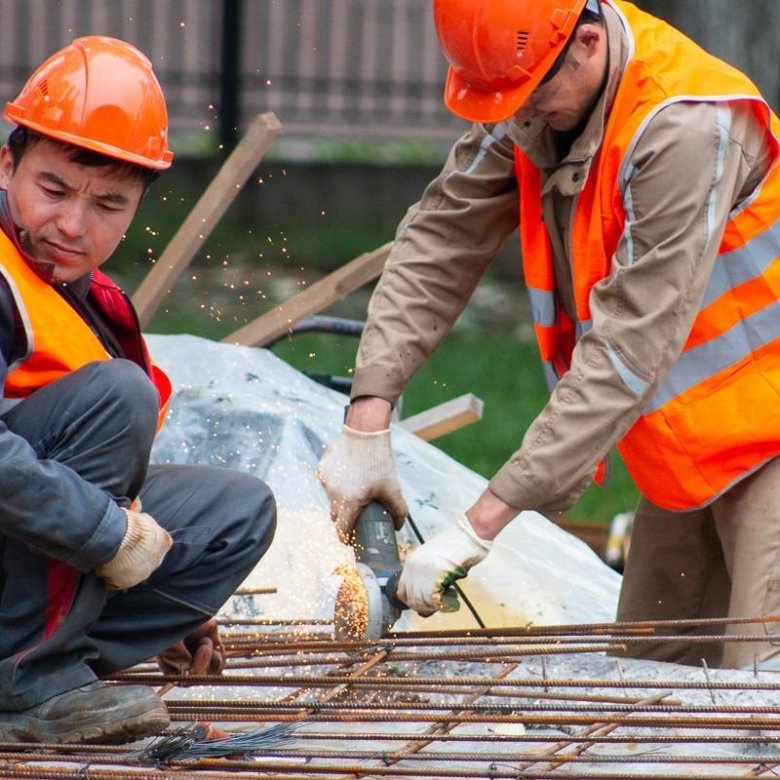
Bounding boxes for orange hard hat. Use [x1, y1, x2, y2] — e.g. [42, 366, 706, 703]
[4, 36, 173, 170]
[434, 0, 590, 123]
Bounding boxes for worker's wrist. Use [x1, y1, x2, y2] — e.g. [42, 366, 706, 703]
[345, 396, 392, 432]
[465, 489, 519, 541]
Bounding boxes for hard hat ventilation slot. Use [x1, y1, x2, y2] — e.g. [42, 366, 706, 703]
[36, 79, 50, 97]
[516, 30, 530, 52]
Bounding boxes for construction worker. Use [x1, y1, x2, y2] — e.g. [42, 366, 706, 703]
[318, 0, 780, 669]
[0, 37, 276, 743]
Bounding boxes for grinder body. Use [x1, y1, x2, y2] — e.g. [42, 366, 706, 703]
[336, 501, 405, 640]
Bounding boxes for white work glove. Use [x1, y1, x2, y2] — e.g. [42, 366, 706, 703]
[96, 508, 173, 590]
[316, 425, 409, 542]
[398, 513, 493, 617]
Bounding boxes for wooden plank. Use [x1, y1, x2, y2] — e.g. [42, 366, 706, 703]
[132, 112, 283, 327]
[223, 241, 392, 347]
[398, 393, 484, 441]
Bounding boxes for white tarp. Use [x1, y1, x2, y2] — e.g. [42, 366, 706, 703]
[148, 333, 621, 631]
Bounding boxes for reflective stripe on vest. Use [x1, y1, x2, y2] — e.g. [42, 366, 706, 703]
[0, 229, 171, 430]
[515, 0, 780, 510]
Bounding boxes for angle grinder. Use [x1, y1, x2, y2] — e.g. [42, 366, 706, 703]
[333, 501, 407, 641]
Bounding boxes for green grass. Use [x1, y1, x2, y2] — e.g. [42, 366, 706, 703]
[270, 328, 639, 525]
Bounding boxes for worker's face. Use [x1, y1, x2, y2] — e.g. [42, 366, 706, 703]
[0, 139, 144, 283]
[518, 25, 607, 133]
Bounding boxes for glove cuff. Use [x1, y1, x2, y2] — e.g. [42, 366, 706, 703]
[119, 508, 147, 552]
[341, 424, 391, 440]
[454, 513, 493, 555]
[97, 509, 172, 589]
[340, 425, 395, 477]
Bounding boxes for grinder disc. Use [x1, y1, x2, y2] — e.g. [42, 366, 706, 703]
[333, 563, 384, 641]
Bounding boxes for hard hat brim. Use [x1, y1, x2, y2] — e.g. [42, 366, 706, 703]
[444, 67, 540, 124]
[4, 104, 173, 170]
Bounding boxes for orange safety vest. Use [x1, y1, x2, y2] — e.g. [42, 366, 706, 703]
[0, 228, 172, 430]
[515, 0, 780, 510]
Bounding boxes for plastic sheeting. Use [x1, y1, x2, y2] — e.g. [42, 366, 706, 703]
[148, 333, 621, 631]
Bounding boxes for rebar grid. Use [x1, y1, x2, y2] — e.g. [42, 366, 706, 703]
[2, 615, 780, 779]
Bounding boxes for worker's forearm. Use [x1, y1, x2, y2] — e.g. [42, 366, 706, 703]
[465, 488, 519, 540]
[0, 420, 126, 571]
[351, 123, 519, 403]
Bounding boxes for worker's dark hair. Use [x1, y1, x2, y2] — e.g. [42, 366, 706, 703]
[5, 126, 159, 190]
[539, 0, 603, 86]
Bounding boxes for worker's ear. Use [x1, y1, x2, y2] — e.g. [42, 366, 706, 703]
[0, 145, 15, 190]
[571, 21, 603, 57]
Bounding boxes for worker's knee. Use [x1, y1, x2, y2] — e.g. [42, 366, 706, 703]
[227, 471, 277, 555]
[79, 360, 159, 442]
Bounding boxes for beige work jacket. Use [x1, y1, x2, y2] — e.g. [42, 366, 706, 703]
[351, 5, 773, 515]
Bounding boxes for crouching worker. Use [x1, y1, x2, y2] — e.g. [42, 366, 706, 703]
[0, 37, 276, 744]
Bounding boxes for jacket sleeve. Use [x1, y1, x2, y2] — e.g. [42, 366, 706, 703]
[0, 280, 126, 571]
[489, 101, 774, 513]
[351, 122, 520, 404]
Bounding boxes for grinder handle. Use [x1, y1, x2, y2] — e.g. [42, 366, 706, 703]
[385, 569, 462, 615]
[383, 570, 406, 611]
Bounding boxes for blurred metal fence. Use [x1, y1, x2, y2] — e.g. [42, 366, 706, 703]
[0, 0, 463, 147]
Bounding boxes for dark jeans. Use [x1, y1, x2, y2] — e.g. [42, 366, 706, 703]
[0, 361, 276, 710]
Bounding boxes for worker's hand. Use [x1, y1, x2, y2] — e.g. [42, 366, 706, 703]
[157, 619, 225, 676]
[96, 508, 172, 590]
[317, 425, 409, 542]
[397, 514, 492, 616]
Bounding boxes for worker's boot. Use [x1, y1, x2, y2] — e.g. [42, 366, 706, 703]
[0, 681, 170, 744]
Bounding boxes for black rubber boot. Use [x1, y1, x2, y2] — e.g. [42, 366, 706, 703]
[0, 681, 170, 744]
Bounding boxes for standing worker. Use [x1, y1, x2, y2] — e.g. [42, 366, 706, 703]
[318, 0, 780, 669]
[0, 37, 276, 743]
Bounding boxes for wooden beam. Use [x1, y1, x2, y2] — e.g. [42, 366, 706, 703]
[223, 242, 392, 347]
[132, 112, 283, 327]
[398, 393, 484, 441]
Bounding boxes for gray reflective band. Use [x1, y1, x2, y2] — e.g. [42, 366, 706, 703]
[707, 106, 730, 239]
[702, 217, 780, 308]
[647, 299, 780, 413]
[543, 361, 560, 392]
[577, 319, 592, 339]
[527, 286, 556, 327]
[585, 0, 600, 12]
[622, 164, 638, 267]
[607, 343, 650, 397]
[455, 122, 509, 178]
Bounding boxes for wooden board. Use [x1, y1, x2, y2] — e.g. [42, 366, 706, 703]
[132, 112, 283, 327]
[398, 393, 484, 441]
[223, 242, 392, 346]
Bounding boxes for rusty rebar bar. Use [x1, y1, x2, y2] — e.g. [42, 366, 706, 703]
[163, 707, 780, 730]
[0, 762, 774, 780]
[112, 670, 780, 694]
[387, 613, 780, 640]
[161, 697, 780, 718]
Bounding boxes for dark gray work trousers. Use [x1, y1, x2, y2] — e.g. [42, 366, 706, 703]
[0, 360, 276, 711]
